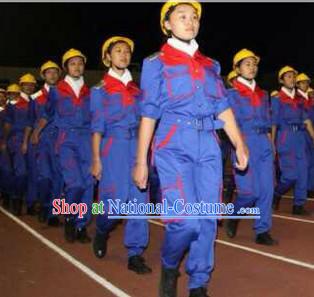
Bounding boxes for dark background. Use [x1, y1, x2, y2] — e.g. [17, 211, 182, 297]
[0, 3, 313, 89]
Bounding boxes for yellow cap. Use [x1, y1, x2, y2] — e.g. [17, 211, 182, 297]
[270, 90, 279, 97]
[19, 73, 37, 84]
[62, 48, 87, 68]
[101, 36, 134, 67]
[227, 70, 238, 83]
[233, 48, 260, 69]
[278, 66, 297, 80]
[40, 60, 61, 76]
[160, 1, 202, 35]
[6, 83, 21, 93]
[296, 73, 310, 83]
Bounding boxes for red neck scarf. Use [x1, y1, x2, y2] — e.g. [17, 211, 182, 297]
[103, 74, 140, 107]
[233, 79, 264, 107]
[58, 80, 89, 106]
[278, 90, 299, 109]
[160, 43, 213, 80]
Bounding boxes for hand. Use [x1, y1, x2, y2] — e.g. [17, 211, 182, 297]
[132, 162, 148, 190]
[235, 144, 249, 171]
[91, 159, 102, 181]
[0, 142, 7, 153]
[21, 141, 28, 155]
[30, 130, 40, 145]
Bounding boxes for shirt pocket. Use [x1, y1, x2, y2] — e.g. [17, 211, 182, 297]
[164, 66, 194, 100]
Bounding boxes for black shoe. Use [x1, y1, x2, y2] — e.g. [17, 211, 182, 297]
[27, 204, 37, 216]
[189, 287, 209, 297]
[292, 205, 310, 216]
[225, 219, 239, 238]
[159, 266, 180, 297]
[93, 232, 108, 258]
[47, 217, 60, 227]
[76, 227, 91, 243]
[12, 199, 23, 216]
[272, 193, 281, 210]
[64, 217, 76, 243]
[128, 255, 152, 274]
[256, 232, 278, 246]
[307, 190, 314, 198]
[38, 207, 48, 223]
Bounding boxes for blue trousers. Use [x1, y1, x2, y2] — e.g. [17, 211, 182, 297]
[56, 128, 93, 228]
[96, 130, 149, 258]
[154, 122, 221, 289]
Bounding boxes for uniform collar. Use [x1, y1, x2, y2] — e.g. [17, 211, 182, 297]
[297, 89, 309, 100]
[0, 106, 4, 112]
[65, 75, 84, 98]
[20, 92, 30, 102]
[281, 86, 295, 99]
[237, 76, 256, 92]
[167, 37, 199, 57]
[108, 68, 133, 86]
[44, 83, 50, 92]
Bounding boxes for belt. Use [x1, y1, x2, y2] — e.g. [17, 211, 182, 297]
[278, 123, 305, 132]
[104, 127, 138, 139]
[160, 114, 224, 131]
[241, 126, 271, 135]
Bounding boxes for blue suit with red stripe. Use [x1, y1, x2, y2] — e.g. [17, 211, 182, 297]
[48, 80, 93, 228]
[140, 43, 230, 289]
[272, 90, 309, 206]
[31, 87, 63, 218]
[228, 79, 274, 234]
[4, 96, 31, 198]
[0, 107, 14, 195]
[91, 73, 149, 257]
[299, 93, 314, 191]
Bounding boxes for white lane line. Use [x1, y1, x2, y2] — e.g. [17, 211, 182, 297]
[272, 214, 314, 224]
[0, 206, 132, 297]
[148, 220, 314, 270]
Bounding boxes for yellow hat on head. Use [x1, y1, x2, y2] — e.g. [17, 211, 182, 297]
[101, 36, 134, 67]
[62, 48, 87, 68]
[271, 90, 279, 97]
[227, 70, 238, 83]
[160, 1, 202, 35]
[233, 49, 260, 69]
[6, 83, 21, 93]
[19, 73, 37, 85]
[278, 66, 297, 80]
[296, 73, 310, 83]
[40, 60, 61, 76]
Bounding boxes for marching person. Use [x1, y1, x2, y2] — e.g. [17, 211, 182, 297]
[30, 61, 63, 226]
[91, 36, 151, 274]
[133, 2, 248, 296]
[47, 49, 93, 242]
[272, 66, 314, 215]
[225, 49, 277, 245]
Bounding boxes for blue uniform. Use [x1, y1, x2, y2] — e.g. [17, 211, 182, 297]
[140, 43, 229, 289]
[31, 87, 63, 219]
[91, 73, 149, 257]
[4, 94, 31, 199]
[298, 91, 314, 191]
[0, 107, 14, 195]
[228, 79, 274, 234]
[48, 79, 92, 228]
[272, 89, 309, 206]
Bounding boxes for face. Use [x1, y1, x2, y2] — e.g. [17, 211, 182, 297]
[164, 4, 200, 41]
[43, 68, 60, 86]
[297, 80, 310, 92]
[106, 42, 131, 69]
[281, 71, 296, 89]
[21, 82, 36, 95]
[7, 92, 20, 102]
[236, 57, 258, 80]
[66, 56, 85, 78]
